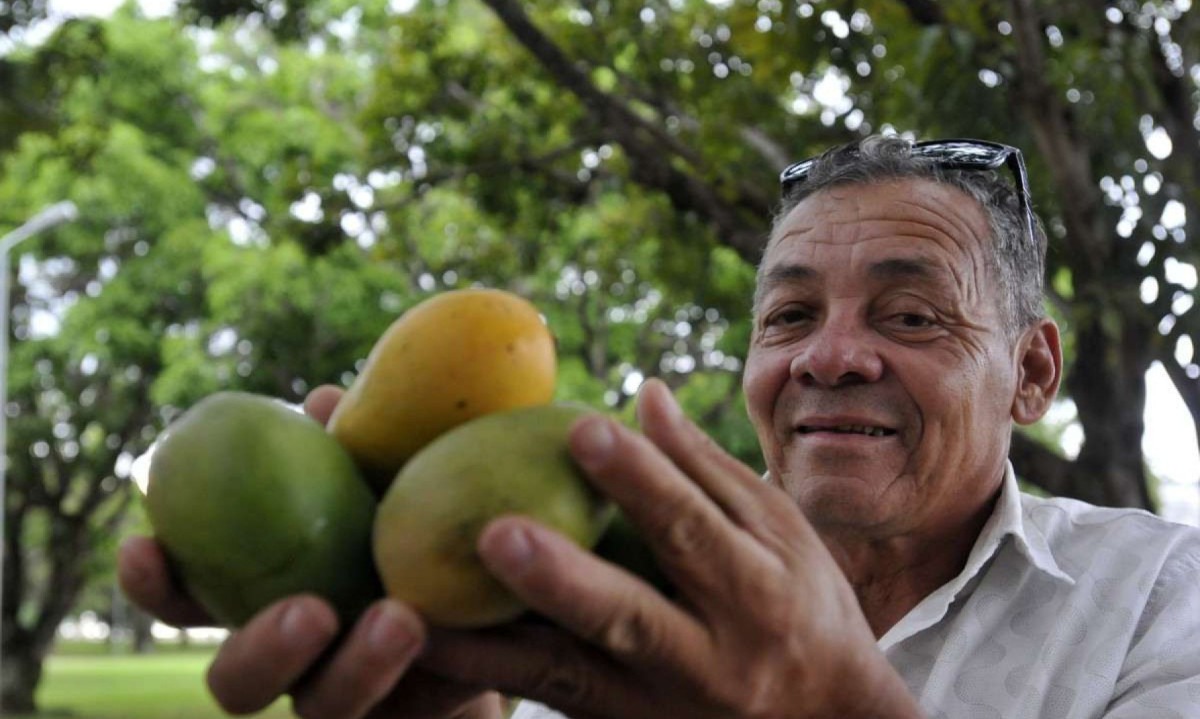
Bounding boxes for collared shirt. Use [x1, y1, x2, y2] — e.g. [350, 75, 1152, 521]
[512, 463, 1200, 719]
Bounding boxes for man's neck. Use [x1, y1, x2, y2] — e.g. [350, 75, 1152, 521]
[818, 490, 1001, 638]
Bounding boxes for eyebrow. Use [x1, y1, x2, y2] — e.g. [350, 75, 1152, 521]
[754, 256, 951, 309]
[760, 264, 817, 288]
[759, 257, 943, 288]
[754, 264, 816, 308]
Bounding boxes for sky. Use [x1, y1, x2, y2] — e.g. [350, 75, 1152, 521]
[35, 0, 1200, 527]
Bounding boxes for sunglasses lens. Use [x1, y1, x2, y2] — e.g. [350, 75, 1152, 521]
[778, 139, 1035, 248]
[912, 141, 1007, 168]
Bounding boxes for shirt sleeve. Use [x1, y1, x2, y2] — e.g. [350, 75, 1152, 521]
[1101, 532, 1200, 718]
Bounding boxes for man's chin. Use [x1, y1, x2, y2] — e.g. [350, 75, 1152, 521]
[779, 466, 911, 528]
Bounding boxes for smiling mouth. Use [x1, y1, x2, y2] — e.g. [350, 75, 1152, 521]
[797, 424, 897, 438]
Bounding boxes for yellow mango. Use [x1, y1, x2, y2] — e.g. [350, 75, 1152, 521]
[328, 288, 557, 493]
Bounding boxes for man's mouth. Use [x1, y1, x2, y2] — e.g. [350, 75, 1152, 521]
[797, 424, 896, 438]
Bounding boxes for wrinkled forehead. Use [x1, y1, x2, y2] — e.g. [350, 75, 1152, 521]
[756, 180, 996, 304]
[767, 178, 990, 251]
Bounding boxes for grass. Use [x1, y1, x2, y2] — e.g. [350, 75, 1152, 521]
[11, 644, 294, 719]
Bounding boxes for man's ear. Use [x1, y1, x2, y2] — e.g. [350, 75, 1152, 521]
[1012, 318, 1063, 425]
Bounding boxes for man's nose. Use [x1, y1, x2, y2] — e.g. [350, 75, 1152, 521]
[788, 320, 884, 387]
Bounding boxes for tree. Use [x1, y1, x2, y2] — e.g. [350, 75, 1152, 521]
[0, 5, 405, 710]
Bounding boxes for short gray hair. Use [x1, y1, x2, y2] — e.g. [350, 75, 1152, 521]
[764, 135, 1048, 340]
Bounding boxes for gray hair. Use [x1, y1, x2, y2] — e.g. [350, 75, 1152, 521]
[763, 135, 1048, 341]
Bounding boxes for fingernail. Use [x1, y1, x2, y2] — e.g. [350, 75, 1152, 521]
[481, 523, 535, 577]
[367, 601, 419, 659]
[573, 417, 614, 467]
[278, 597, 336, 653]
[116, 539, 149, 589]
[280, 600, 313, 639]
[636, 379, 679, 428]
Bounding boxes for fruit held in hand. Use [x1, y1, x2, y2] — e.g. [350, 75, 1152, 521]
[144, 391, 381, 627]
[372, 403, 612, 627]
[328, 288, 557, 493]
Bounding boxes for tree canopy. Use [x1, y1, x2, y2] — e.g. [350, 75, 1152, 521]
[1, 0, 1197, 712]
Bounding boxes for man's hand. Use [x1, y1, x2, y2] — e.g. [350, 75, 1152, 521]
[117, 385, 504, 719]
[420, 378, 923, 719]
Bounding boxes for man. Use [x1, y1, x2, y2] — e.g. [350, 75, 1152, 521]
[119, 135, 1200, 718]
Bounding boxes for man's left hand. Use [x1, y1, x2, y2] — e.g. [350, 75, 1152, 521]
[417, 379, 923, 719]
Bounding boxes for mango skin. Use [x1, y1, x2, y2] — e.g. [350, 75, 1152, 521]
[373, 403, 613, 628]
[145, 391, 381, 628]
[328, 288, 557, 493]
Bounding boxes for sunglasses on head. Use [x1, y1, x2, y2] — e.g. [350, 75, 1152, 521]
[779, 138, 1037, 249]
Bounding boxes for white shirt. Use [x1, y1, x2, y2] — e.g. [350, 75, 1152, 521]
[513, 463, 1200, 718]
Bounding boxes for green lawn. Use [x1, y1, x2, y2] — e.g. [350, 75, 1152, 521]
[12, 645, 294, 719]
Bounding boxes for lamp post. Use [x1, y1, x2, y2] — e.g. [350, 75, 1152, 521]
[0, 201, 79, 707]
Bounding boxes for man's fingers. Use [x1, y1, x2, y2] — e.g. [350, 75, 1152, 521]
[207, 596, 339, 715]
[636, 379, 768, 514]
[421, 623, 637, 719]
[635, 379, 813, 553]
[290, 599, 425, 719]
[364, 672, 501, 719]
[568, 412, 756, 602]
[117, 536, 214, 627]
[303, 384, 344, 426]
[477, 516, 705, 667]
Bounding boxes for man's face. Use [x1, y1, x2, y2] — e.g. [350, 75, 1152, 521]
[743, 179, 1022, 538]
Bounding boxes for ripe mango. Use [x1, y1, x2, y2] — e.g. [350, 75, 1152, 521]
[328, 288, 557, 493]
[145, 392, 381, 627]
[372, 403, 613, 627]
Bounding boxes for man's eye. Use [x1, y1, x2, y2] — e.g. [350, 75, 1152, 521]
[898, 313, 935, 328]
[768, 308, 813, 326]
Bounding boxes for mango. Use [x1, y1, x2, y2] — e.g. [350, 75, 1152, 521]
[328, 288, 557, 493]
[372, 403, 613, 627]
[145, 392, 381, 627]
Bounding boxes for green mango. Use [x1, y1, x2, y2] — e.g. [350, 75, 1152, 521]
[373, 403, 614, 628]
[145, 391, 381, 627]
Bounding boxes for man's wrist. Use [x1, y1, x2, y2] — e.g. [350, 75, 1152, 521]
[828, 652, 923, 719]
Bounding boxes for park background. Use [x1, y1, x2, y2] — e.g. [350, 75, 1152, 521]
[1, 0, 1198, 716]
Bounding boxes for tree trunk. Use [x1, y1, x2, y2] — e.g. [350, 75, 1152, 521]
[1, 492, 101, 714]
[132, 606, 156, 654]
[1, 636, 45, 715]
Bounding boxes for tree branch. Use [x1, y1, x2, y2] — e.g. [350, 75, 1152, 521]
[894, 0, 945, 25]
[477, 0, 770, 262]
[1008, 0, 1107, 277]
[1009, 431, 1077, 496]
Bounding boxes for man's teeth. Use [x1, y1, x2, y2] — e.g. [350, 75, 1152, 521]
[801, 425, 892, 437]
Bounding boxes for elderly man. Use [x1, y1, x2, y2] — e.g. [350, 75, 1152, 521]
[120, 135, 1200, 719]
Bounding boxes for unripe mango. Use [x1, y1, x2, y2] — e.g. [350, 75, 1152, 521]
[145, 392, 381, 627]
[372, 403, 612, 628]
[328, 288, 557, 493]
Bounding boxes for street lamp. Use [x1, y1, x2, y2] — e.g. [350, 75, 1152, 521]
[0, 201, 79, 707]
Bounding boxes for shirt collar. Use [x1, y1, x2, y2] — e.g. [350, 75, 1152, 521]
[999, 461, 1075, 585]
[877, 462, 1074, 650]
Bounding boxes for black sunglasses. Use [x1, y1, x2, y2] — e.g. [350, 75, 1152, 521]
[779, 139, 1037, 249]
